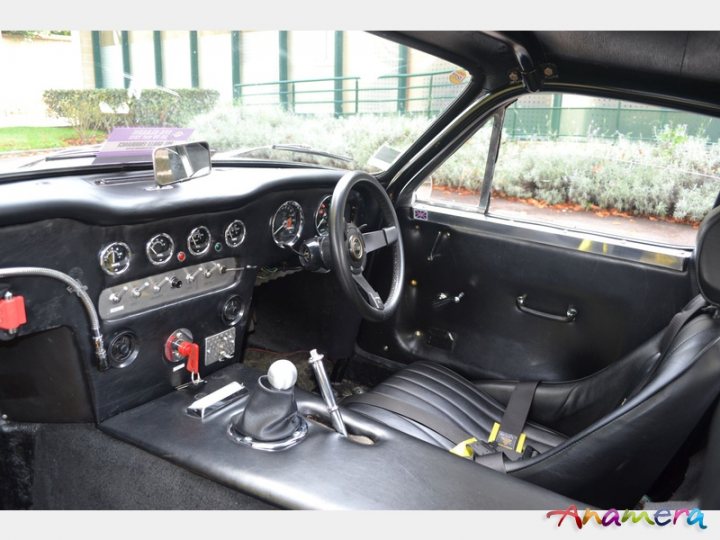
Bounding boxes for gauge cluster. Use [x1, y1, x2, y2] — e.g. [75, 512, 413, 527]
[96, 189, 367, 278]
[98, 219, 248, 276]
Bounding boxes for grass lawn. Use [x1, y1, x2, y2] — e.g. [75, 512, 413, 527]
[0, 127, 105, 152]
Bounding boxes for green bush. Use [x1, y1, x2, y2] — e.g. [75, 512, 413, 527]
[192, 107, 720, 224]
[43, 88, 220, 142]
[193, 106, 430, 170]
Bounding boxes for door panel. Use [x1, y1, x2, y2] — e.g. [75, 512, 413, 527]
[357, 207, 694, 381]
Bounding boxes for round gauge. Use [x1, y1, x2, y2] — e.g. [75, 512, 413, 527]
[224, 220, 246, 248]
[99, 242, 132, 276]
[270, 200, 304, 247]
[315, 195, 331, 235]
[187, 226, 211, 256]
[145, 233, 174, 265]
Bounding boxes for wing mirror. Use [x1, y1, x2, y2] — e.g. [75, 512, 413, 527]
[153, 141, 212, 186]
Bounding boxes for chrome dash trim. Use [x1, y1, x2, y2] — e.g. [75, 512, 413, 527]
[411, 202, 692, 272]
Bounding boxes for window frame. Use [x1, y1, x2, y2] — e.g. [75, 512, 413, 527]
[411, 91, 718, 252]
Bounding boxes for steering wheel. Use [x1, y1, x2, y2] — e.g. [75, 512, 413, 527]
[329, 171, 405, 322]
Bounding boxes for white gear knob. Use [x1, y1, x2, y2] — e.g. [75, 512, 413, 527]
[267, 359, 298, 391]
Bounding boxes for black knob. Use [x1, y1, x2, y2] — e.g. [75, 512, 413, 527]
[221, 295, 244, 326]
[108, 331, 139, 368]
[170, 277, 182, 289]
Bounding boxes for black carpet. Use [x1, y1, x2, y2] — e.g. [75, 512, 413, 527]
[7, 422, 275, 510]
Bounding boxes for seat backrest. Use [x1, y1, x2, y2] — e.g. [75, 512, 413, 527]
[508, 205, 720, 508]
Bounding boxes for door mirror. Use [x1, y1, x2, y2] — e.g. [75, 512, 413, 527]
[153, 141, 212, 186]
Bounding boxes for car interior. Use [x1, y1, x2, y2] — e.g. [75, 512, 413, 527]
[2, 30, 720, 510]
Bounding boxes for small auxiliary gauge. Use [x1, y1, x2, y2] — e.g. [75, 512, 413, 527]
[99, 242, 132, 276]
[225, 220, 246, 248]
[146, 233, 174, 265]
[187, 226, 211, 256]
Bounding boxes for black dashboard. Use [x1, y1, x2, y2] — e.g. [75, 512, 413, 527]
[0, 165, 370, 422]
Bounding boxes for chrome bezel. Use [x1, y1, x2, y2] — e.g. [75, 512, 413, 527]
[99, 242, 132, 276]
[187, 226, 212, 256]
[315, 194, 332, 236]
[145, 233, 175, 266]
[224, 220, 247, 248]
[228, 417, 308, 452]
[270, 200, 304, 247]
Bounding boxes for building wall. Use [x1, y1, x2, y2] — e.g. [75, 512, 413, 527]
[0, 32, 84, 125]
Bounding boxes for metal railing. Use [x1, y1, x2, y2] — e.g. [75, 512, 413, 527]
[234, 70, 466, 117]
[505, 105, 720, 142]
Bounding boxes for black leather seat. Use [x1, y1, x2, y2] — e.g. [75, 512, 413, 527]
[347, 205, 720, 509]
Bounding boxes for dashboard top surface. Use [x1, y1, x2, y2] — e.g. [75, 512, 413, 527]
[0, 165, 345, 226]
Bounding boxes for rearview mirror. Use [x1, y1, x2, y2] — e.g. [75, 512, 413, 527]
[153, 141, 212, 186]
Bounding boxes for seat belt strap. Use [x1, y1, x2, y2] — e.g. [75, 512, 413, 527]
[488, 380, 539, 459]
[659, 294, 708, 352]
[622, 294, 708, 405]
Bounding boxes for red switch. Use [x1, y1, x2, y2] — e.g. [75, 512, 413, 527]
[178, 341, 200, 376]
[0, 294, 27, 332]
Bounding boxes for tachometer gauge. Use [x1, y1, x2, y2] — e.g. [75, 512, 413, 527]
[99, 242, 132, 276]
[145, 233, 174, 265]
[271, 201, 304, 247]
[225, 220, 246, 248]
[187, 226, 211, 256]
[315, 195, 331, 235]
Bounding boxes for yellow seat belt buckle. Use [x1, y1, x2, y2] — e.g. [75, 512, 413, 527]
[450, 437, 477, 458]
[489, 422, 527, 454]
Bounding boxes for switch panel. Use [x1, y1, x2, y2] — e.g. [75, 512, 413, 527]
[205, 327, 236, 366]
[99, 257, 240, 321]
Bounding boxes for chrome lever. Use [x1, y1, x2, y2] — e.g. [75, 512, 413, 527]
[309, 349, 347, 438]
[432, 291, 465, 309]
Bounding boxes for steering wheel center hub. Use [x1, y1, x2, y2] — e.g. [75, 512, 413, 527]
[348, 232, 365, 261]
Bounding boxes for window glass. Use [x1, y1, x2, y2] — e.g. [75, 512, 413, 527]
[491, 93, 720, 247]
[414, 117, 495, 208]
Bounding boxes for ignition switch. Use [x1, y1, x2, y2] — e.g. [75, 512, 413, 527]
[164, 328, 201, 384]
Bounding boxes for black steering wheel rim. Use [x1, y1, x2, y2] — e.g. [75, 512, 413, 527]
[329, 171, 405, 322]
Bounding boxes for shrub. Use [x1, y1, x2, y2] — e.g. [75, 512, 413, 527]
[193, 106, 429, 170]
[43, 88, 220, 142]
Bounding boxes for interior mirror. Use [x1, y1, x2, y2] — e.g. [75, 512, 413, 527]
[153, 141, 212, 186]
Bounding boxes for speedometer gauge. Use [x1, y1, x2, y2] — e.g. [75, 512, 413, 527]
[315, 195, 331, 235]
[187, 226, 211, 256]
[146, 233, 174, 265]
[99, 242, 131, 276]
[271, 201, 304, 247]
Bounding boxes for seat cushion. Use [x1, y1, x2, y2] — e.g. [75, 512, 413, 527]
[345, 361, 567, 453]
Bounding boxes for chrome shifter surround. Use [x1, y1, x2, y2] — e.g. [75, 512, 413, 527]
[227, 417, 308, 452]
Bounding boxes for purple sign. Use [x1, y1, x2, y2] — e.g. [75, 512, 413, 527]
[93, 127, 194, 164]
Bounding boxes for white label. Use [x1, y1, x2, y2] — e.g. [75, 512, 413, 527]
[172, 363, 186, 372]
[109, 305, 125, 313]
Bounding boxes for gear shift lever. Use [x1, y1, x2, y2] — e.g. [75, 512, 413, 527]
[230, 359, 308, 450]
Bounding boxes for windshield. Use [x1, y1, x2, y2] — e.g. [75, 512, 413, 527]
[0, 31, 471, 174]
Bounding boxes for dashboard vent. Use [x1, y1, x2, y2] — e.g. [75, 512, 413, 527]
[92, 172, 155, 186]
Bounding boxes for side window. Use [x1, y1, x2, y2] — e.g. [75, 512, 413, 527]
[415, 92, 720, 247]
[414, 117, 495, 208]
[492, 93, 720, 246]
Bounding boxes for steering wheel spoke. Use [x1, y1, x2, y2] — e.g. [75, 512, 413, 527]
[352, 272, 384, 310]
[362, 226, 398, 253]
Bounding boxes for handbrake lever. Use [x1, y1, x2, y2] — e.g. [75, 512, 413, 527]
[309, 349, 348, 437]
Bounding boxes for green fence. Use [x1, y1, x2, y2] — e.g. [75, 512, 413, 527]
[505, 105, 720, 142]
[234, 70, 466, 117]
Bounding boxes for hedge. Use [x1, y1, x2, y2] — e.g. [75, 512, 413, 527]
[193, 108, 720, 224]
[43, 88, 220, 141]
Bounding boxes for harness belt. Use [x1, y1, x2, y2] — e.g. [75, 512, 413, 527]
[346, 379, 540, 463]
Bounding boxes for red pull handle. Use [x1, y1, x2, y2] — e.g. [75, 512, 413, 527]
[0, 295, 27, 331]
[178, 341, 200, 375]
